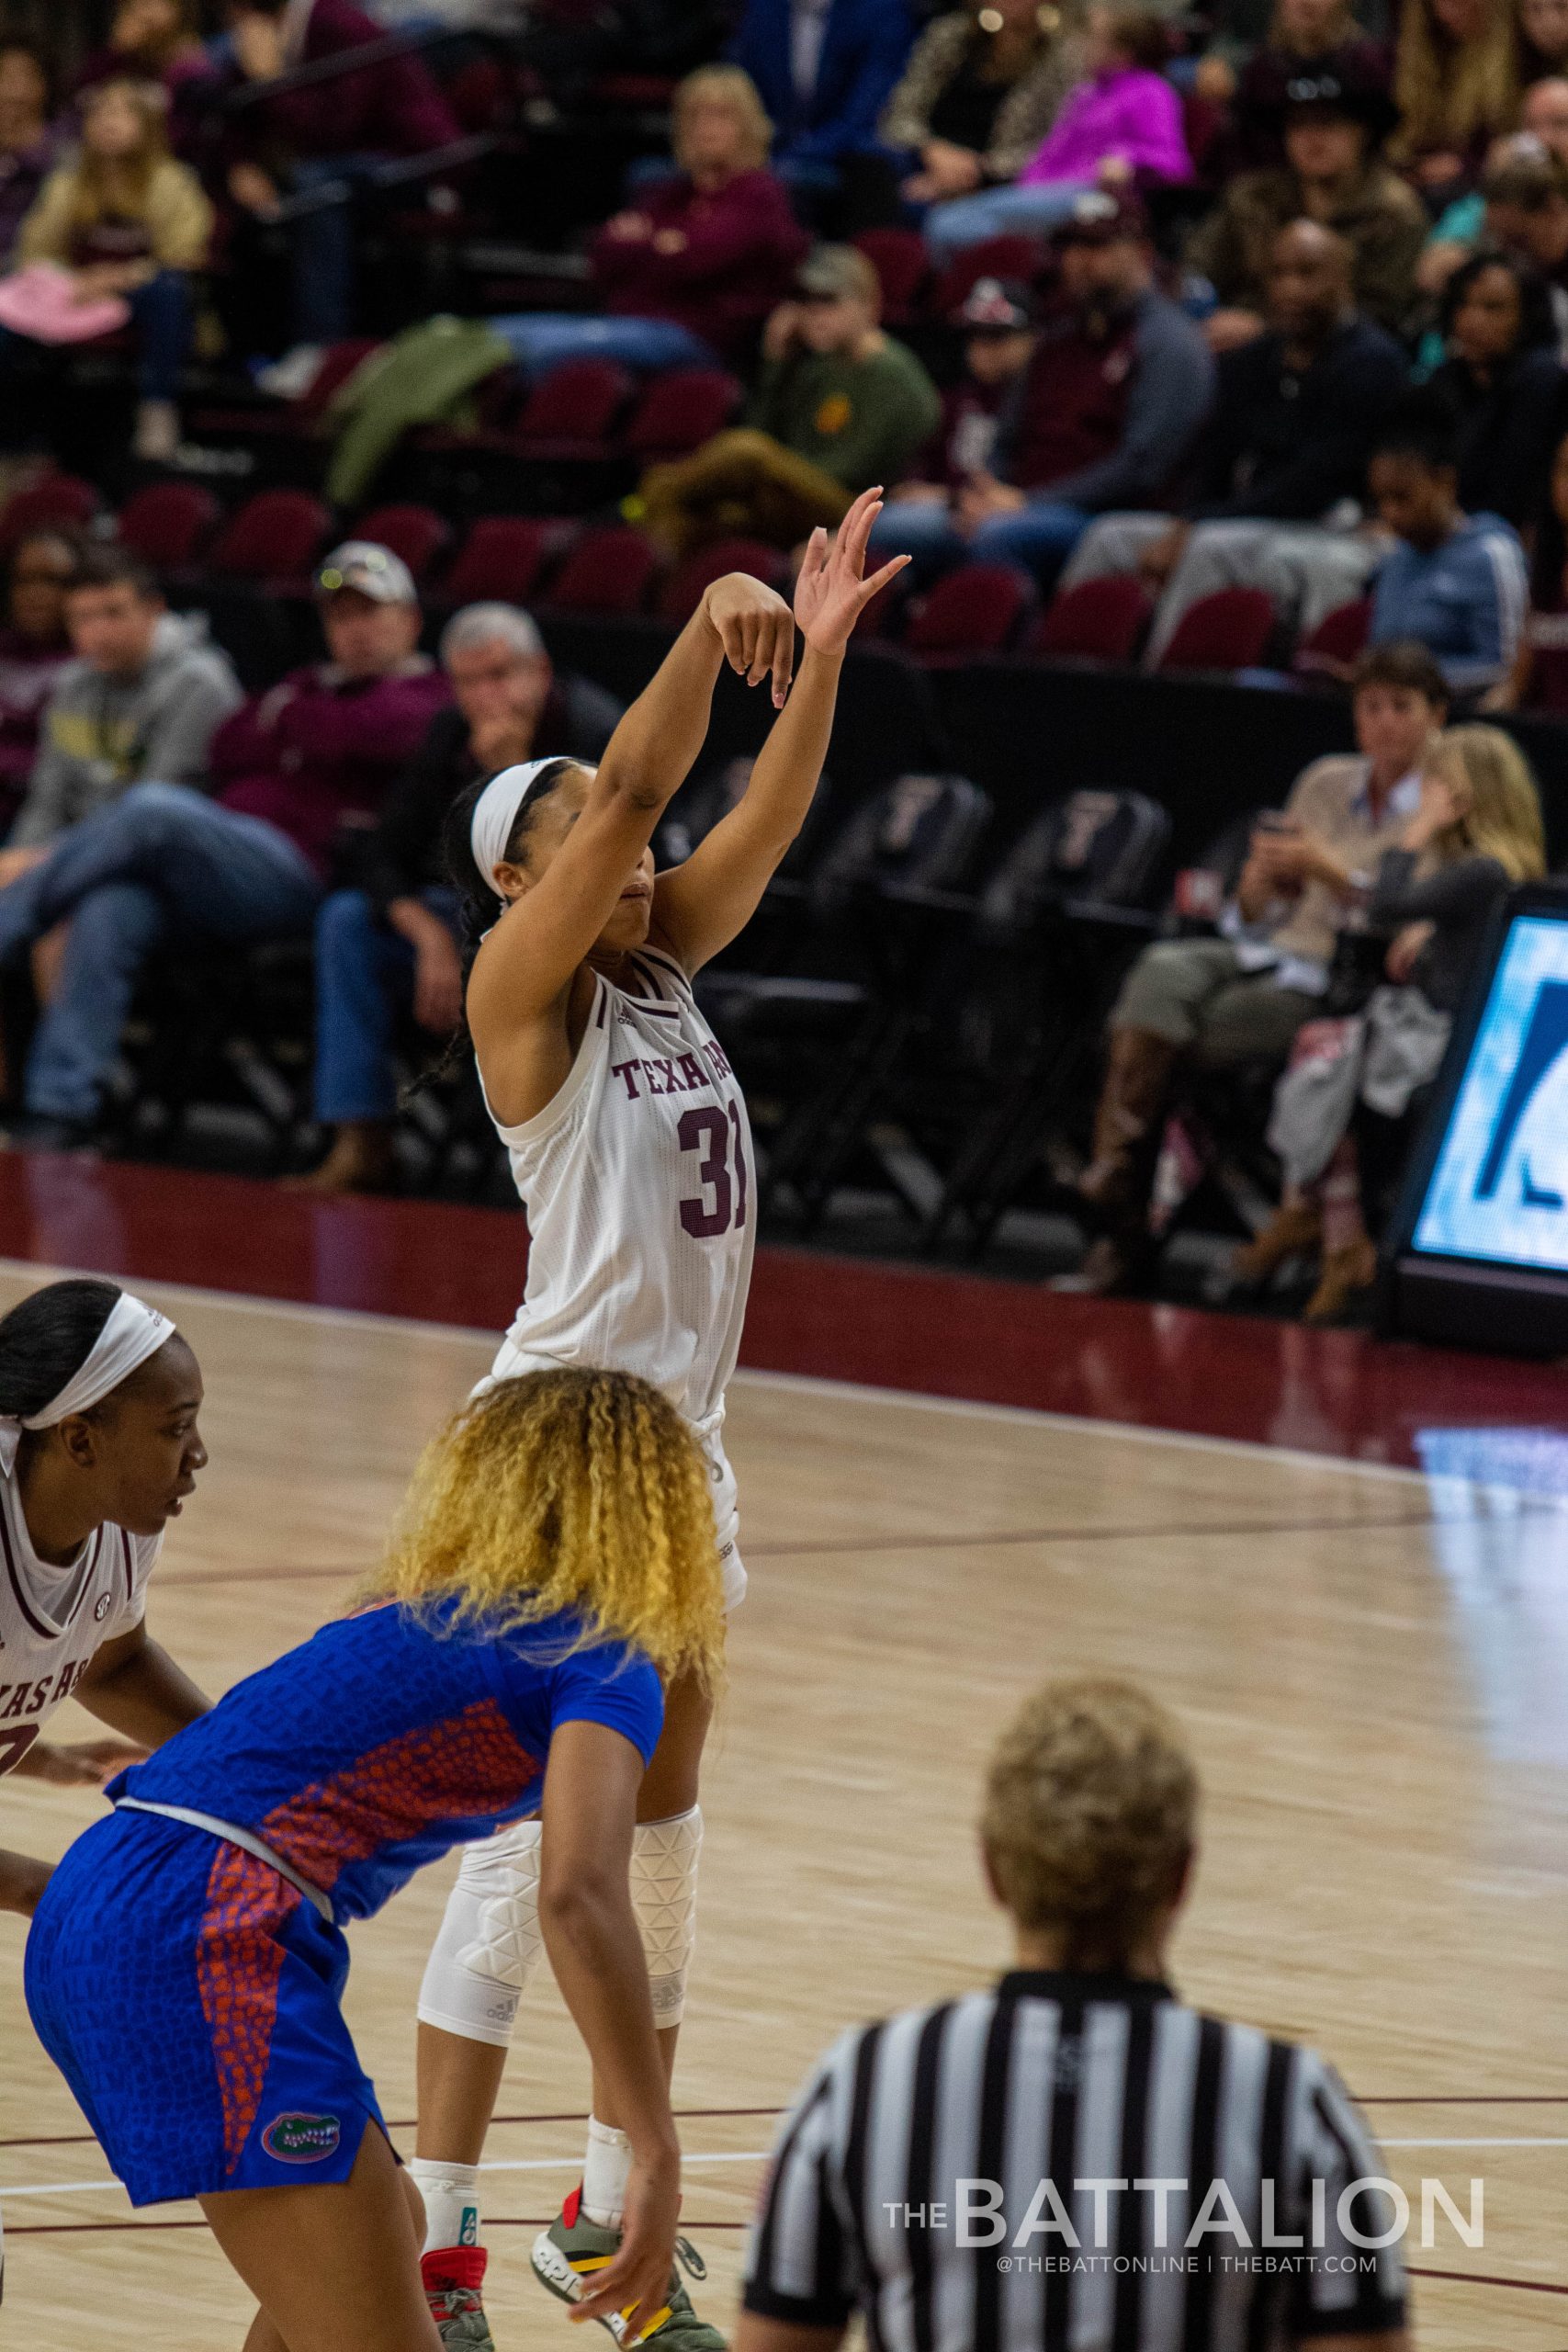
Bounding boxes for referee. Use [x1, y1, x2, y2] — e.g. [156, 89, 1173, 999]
[739, 1679, 1409, 2352]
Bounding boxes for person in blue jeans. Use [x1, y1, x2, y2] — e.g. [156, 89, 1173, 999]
[0, 779, 320, 1148]
[869, 189, 1214, 586]
[302, 603, 622, 1193]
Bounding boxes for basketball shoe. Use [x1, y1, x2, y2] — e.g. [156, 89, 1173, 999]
[423, 2246, 497, 2349]
[532, 2187, 727, 2349]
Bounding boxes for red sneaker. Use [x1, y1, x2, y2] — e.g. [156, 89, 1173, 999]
[423, 2245, 496, 2349]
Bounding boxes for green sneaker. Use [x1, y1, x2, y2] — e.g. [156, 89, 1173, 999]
[532, 2187, 727, 2350]
[423, 2246, 497, 2350]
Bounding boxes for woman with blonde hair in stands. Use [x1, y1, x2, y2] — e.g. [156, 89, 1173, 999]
[742, 1676, 1410, 2352]
[27, 1364, 725, 2352]
[1390, 0, 1520, 194]
[494, 63, 807, 379]
[6, 75, 211, 458]
[1235, 722, 1547, 1322]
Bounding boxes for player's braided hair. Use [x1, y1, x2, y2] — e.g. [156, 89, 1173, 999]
[981, 1679, 1197, 1963]
[0, 1278, 122, 1418]
[367, 1366, 726, 1690]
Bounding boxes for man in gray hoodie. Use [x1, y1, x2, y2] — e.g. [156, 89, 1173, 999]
[0, 545, 242, 875]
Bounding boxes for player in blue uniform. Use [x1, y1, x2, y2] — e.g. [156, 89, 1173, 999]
[25, 1366, 727, 2352]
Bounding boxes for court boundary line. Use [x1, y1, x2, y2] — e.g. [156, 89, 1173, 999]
[0, 1258, 1443, 1488]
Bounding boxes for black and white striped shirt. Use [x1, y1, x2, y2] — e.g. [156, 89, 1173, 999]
[744, 1970, 1405, 2351]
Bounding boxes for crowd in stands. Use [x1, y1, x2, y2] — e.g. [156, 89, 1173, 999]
[0, 0, 1562, 1331]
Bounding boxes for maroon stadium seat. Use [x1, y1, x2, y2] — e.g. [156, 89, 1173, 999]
[354, 503, 452, 583]
[205, 490, 333, 584]
[621, 368, 743, 462]
[510, 358, 635, 457]
[1293, 596, 1372, 678]
[0, 472, 99, 551]
[117, 481, 220, 571]
[544, 526, 660, 615]
[1030, 576, 1154, 663]
[440, 516, 570, 607]
[656, 537, 786, 625]
[1156, 587, 1277, 673]
[903, 562, 1035, 658]
[852, 228, 931, 324]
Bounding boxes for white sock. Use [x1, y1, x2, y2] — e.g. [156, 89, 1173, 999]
[409, 2156, 482, 2254]
[581, 2115, 633, 2228]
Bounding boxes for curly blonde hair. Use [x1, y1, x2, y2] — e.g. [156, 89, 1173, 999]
[672, 65, 773, 173]
[981, 1679, 1197, 1949]
[367, 1367, 727, 1688]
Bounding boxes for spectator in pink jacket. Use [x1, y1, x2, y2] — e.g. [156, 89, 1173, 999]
[925, 5, 1191, 260]
[220, 0, 460, 347]
[492, 65, 807, 378]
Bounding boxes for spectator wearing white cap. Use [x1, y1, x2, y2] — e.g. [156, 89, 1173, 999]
[0, 540, 447, 1149]
[298, 601, 624, 1194]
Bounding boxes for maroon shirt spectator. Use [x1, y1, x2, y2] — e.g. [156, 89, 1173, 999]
[221, 0, 459, 171]
[591, 65, 807, 364]
[74, 0, 220, 154]
[211, 541, 451, 881]
[900, 275, 1037, 488]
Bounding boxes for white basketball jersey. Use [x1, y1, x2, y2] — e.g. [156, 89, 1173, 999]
[0, 1475, 157, 1777]
[487, 943, 756, 1443]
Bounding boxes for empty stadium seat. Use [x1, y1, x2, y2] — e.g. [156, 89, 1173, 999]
[543, 525, 660, 615]
[354, 503, 452, 582]
[656, 537, 786, 625]
[206, 490, 334, 584]
[0, 472, 98, 550]
[903, 562, 1035, 658]
[509, 357, 635, 458]
[1293, 596, 1372, 679]
[1156, 588, 1277, 673]
[118, 481, 220, 570]
[852, 228, 931, 323]
[1031, 576, 1154, 663]
[622, 368, 743, 462]
[440, 515, 570, 607]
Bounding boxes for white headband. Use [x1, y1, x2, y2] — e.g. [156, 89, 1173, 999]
[469, 759, 593, 892]
[0, 1292, 175, 1476]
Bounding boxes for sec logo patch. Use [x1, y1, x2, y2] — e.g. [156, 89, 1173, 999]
[94, 1594, 111, 1621]
[261, 2111, 342, 2164]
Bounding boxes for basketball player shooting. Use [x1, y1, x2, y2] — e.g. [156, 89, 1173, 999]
[409, 488, 908, 2349]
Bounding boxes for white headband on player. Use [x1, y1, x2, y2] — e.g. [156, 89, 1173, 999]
[469, 759, 595, 894]
[0, 1291, 175, 1475]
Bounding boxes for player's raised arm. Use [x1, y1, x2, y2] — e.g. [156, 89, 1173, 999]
[651, 489, 909, 974]
[468, 572, 796, 1036]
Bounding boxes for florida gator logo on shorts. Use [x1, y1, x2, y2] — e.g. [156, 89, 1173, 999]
[261, 2111, 342, 2163]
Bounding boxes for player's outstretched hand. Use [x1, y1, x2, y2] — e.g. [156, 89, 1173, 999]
[703, 572, 796, 709]
[571, 2148, 681, 2343]
[795, 487, 910, 659]
[30, 1736, 150, 1786]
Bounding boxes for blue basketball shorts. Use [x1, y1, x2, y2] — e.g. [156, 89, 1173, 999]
[25, 1807, 386, 2207]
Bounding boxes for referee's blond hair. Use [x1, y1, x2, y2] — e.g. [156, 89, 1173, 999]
[982, 1679, 1197, 1947]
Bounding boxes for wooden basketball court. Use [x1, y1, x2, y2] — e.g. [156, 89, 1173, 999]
[1, 1267, 1563, 2348]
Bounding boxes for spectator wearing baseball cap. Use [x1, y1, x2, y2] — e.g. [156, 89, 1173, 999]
[874, 276, 1038, 569]
[871, 193, 1213, 585]
[637, 243, 941, 555]
[1189, 65, 1426, 348]
[0, 539, 450, 1147]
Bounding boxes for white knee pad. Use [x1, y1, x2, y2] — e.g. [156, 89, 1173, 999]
[417, 1817, 544, 2049]
[632, 1806, 702, 2027]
